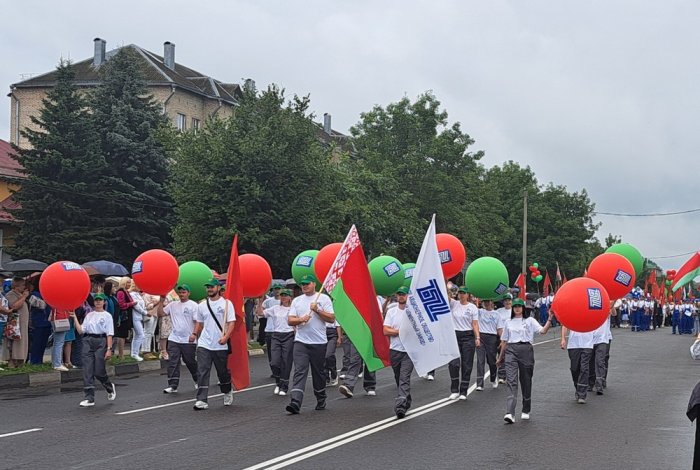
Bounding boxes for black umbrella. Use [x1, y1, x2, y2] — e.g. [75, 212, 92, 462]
[83, 260, 129, 276]
[3, 259, 48, 272]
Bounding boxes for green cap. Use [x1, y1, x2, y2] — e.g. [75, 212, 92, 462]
[204, 278, 220, 287]
[94, 293, 107, 301]
[280, 289, 292, 296]
[512, 298, 526, 307]
[458, 286, 469, 294]
[176, 284, 191, 292]
[503, 293, 513, 300]
[396, 286, 409, 295]
[272, 283, 283, 289]
[299, 275, 316, 285]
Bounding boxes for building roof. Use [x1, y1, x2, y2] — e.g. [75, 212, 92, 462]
[11, 44, 242, 105]
[0, 139, 24, 179]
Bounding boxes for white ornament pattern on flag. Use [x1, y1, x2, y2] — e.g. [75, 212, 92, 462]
[322, 225, 360, 294]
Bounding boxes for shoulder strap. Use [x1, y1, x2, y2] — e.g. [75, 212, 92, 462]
[206, 298, 225, 333]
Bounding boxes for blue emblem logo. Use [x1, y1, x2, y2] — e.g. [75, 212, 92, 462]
[614, 269, 631, 287]
[494, 283, 508, 296]
[587, 288, 603, 310]
[417, 279, 451, 322]
[61, 262, 82, 272]
[383, 262, 401, 277]
[296, 256, 313, 267]
[404, 267, 414, 279]
[132, 261, 143, 274]
[438, 250, 452, 264]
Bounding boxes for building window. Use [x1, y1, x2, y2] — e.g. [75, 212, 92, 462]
[192, 118, 200, 133]
[176, 113, 186, 132]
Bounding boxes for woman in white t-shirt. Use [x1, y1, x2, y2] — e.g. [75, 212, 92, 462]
[497, 298, 553, 423]
[128, 282, 147, 362]
[256, 289, 294, 395]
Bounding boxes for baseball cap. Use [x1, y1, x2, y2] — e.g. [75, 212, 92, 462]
[512, 298, 526, 307]
[176, 284, 191, 292]
[299, 275, 316, 285]
[272, 283, 283, 289]
[94, 293, 107, 301]
[458, 286, 469, 294]
[396, 286, 409, 295]
[280, 289, 292, 296]
[204, 278, 220, 287]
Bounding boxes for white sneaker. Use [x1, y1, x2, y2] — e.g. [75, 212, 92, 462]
[492, 381, 499, 389]
[339, 374, 346, 379]
[449, 393, 460, 400]
[107, 384, 116, 401]
[358, 372, 364, 378]
[330, 377, 339, 386]
[131, 354, 144, 362]
[476, 386, 484, 391]
[366, 390, 376, 396]
[223, 391, 234, 406]
[54, 365, 69, 372]
[504, 413, 514, 424]
[79, 399, 95, 407]
[521, 412, 530, 420]
[458, 394, 467, 400]
[163, 387, 178, 394]
[498, 378, 506, 384]
[278, 390, 286, 396]
[427, 374, 434, 381]
[193, 400, 209, 410]
[273, 386, 280, 395]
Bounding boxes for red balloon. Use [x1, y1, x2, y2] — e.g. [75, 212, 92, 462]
[314, 242, 343, 283]
[239, 254, 272, 298]
[586, 253, 635, 300]
[436, 233, 467, 279]
[551, 277, 611, 332]
[39, 261, 91, 311]
[132, 249, 179, 295]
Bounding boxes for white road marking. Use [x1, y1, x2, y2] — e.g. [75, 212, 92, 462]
[115, 383, 275, 415]
[0, 428, 42, 438]
[245, 337, 557, 469]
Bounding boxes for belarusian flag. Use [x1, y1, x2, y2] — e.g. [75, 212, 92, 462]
[223, 234, 250, 390]
[322, 225, 390, 372]
[671, 252, 700, 293]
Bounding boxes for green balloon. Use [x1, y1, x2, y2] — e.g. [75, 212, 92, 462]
[178, 261, 213, 302]
[465, 257, 510, 300]
[605, 243, 644, 277]
[291, 250, 319, 285]
[535, 274, 543, 282]
[533, 262, 539, 268]
[402, 262, 416, 288]
[368, 256, 405, 296]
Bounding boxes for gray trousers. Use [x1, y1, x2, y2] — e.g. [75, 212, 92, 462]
[476, 333, 499, 387]
[497, 335, 506, 380]
[324, 327, 339, 381]
[166, 341, 198, 389]
[81, 335, 114, 401]
[568, 348, 592, 399]
[448, 330, 476, 394]
[390, 349, 413, 413]
[290, 342, 327, 407]
[270, 331, 295, 392]
[342, 338, 377, 392]
[196, 347, 232, 402]
[340, 333, 352, 374]
[505, 343, 534, 415]
[588, 342, 609, 391]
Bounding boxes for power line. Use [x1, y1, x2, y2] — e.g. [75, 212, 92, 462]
[594, 208, 700, 217]
[648, 250, 698, 260]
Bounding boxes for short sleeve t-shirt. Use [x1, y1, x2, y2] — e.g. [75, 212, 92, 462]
[478, 309, 504, 334]
[384, 306, 406, 352]
[263, 297, 280, 332]
[81, 311, 115, 336]
[263, 305, 294, 333]
[449, 300, 478, 331]
[566, 330, 594, 349]
[289, 293, 334, 344]
[164, 300, 198, 344]
[501, 317, 542, 343]
[194, 297, 235, 351]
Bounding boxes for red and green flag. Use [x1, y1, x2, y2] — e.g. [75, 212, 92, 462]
[671, 252, 700, 293]
[322, 225, 390, 372]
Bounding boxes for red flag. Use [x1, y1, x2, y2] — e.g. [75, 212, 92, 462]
[543, 270, 552, 297]
[646, 269, 656, 294]
[223, 234, 250, 390]
[555, 263, 562, 283]
[514, 273, 526, 300]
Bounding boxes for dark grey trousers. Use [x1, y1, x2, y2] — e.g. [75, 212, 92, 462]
[340, 333, 352, 374]
[166, 341, 198, 389]
[568, 348, 592, 399]
[81, 336, 114, 401]
[588, 342, 609, 391]
[196, 347, 232, 402]
[324, 327, 339, 381]
[390, 349, 413, 413]
[448, 330, 476, 394]
[476, 333, 499, 387]
[505, 343, 534, 415]
[290, 342, 327, 407]
[497, 334, 506, 380]
[270, 331, 295, 392]
[342, 338, 377, 392]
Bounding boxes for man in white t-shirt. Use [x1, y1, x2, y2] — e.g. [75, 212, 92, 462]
[560, 325, 594, 404]
[262, 285, 283, 376]
[285, 275, 336, 414]
[192, 278, 235, 410]
[384, 286, 414, 419]
[158, 284, 199, 394]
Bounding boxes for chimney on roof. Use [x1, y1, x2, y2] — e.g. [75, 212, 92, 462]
[323, 113, 332, 135]
[164, 42, 175, 70]
[244, 78, 256, 93]
[93, 38, 106, 67]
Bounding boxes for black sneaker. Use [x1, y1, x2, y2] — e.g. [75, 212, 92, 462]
[396, 408, 406, 419]
[338, 385, 354, 398]
[596, 389, 604, 395]
[285, 402, 300, 415]
[315, 399, 326, 411]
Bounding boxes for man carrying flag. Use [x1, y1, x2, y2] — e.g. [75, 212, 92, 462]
[383, 285, 414, 418]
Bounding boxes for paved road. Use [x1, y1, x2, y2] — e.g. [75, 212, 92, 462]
[0, 327, 696, 470]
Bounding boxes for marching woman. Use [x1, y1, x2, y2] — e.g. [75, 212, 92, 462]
[72, 293, 116, 407]
[256, 289, 295, 396]
[497, 298, 553, 423]
[476, 299, 504, 391]
[447, 287, 480, 400]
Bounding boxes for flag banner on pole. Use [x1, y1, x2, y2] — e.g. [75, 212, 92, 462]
[223, 234, 250, 390]
[514, 273, 526, 300]
[671, 252, 700, 293]
[543, 270, 552, 297]
[322, 225, 390, 372]
[555, 263, 562, 283]
[399, 215, 460, 377]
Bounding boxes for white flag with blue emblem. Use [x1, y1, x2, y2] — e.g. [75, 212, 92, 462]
[399, 215, 460, 376]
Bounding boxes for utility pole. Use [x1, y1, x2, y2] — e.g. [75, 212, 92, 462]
[521, 190, 528, 278]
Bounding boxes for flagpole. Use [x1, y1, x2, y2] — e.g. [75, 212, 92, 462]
[521, 190, 528, 295]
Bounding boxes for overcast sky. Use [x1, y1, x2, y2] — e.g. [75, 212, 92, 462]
[3, 1, 698, 271]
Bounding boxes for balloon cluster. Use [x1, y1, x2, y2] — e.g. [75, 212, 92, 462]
[665, 270, 677, 286]
[528, 263, 543, 282]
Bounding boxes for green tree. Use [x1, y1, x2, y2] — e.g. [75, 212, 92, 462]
[91, 47, 173, 265]
[10, 60, 115, 262]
